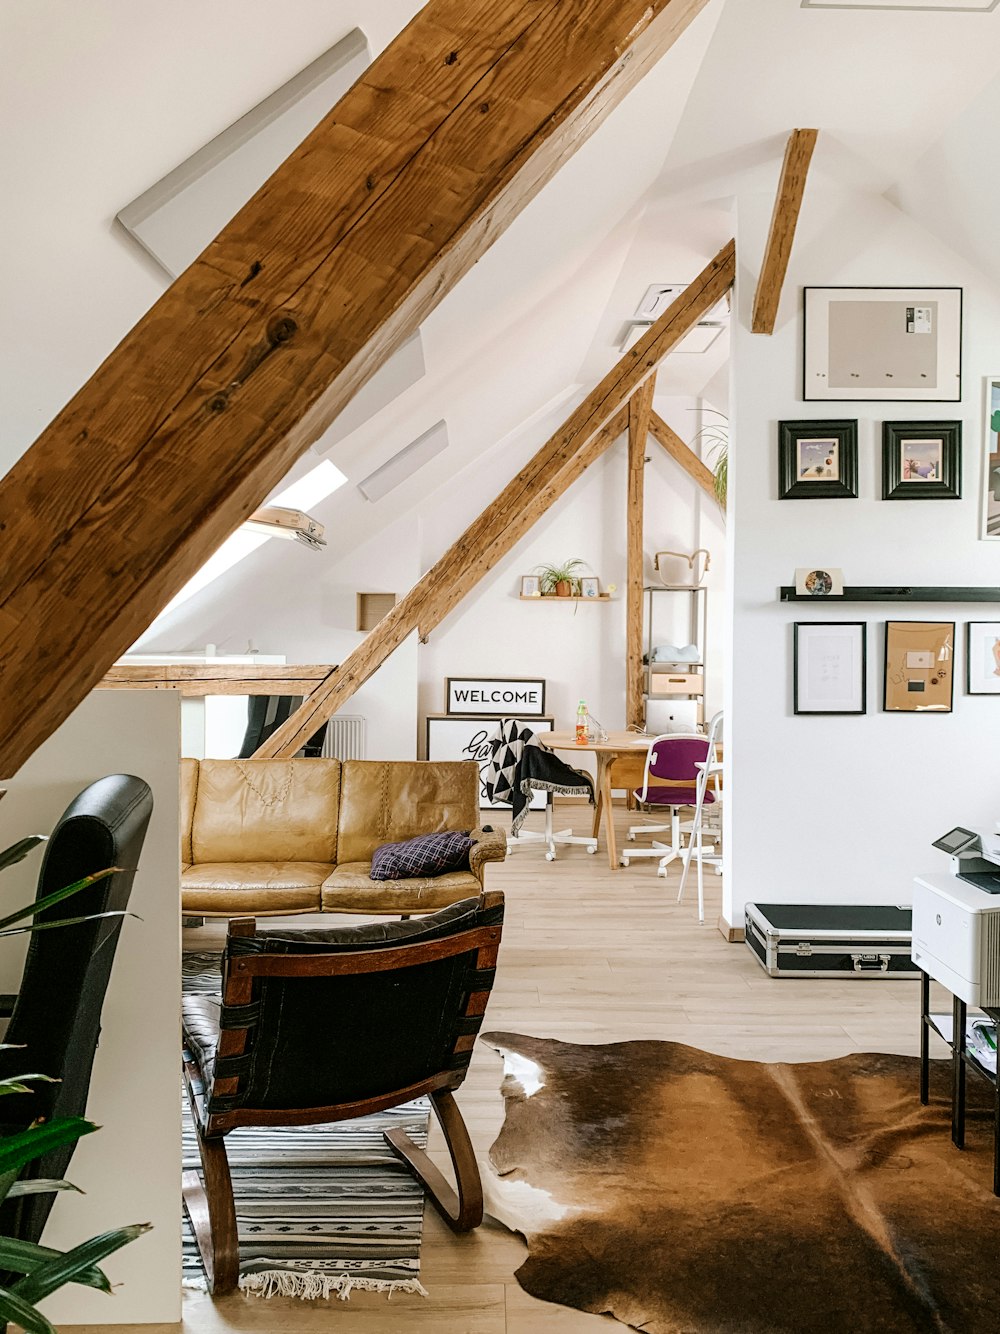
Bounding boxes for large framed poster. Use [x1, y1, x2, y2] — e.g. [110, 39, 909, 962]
[445, 677, 546, 716]
[426, 714, 553, 809]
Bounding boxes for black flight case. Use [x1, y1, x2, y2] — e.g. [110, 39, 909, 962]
[744, 903, 919, 979]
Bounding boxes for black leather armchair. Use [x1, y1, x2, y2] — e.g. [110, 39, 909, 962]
[0, 774, 153, 1244]
[182, 891, 504, 1294]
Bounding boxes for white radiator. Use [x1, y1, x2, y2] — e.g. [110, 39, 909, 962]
[322, 715, 367, 760]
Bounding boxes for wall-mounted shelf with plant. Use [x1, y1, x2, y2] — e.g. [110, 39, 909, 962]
[520, 560, 612, 600]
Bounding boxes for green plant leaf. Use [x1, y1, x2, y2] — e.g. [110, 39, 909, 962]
[7, 1178, 82, 1198]
[0, 1118, 97, 1175]
[12, 1223, 151, 1304]
[0, 910, 136, 939]
[0, 1074, 58, 1097]
[0, 838, 46, 873]
[0, 1236, 106, 1290]
[0, 1284, 56, 1334]
[0, 868, 119, 934]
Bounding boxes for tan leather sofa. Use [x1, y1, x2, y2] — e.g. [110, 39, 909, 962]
[180, 757, 506, 917]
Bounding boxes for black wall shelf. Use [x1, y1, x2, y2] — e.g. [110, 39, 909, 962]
[779, 586, 1000, 603]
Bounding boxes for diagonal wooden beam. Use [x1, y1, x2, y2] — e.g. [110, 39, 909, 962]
[0, 0, 711, 780]
[751, 128, 818, 335]
[626, 377, 655, 729]
[649, 411, 716, 500]
[256, 240, 735, 757]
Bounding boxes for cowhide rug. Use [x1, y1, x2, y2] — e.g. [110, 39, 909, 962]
[482, 1032, 1000, 1334]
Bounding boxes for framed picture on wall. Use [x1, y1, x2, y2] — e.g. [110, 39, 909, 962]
[966, 622, 1000, 695]
[793, 622, 866, 715]
[881, 421, 961, 500]
[803, 287, 962, 402]
[883, 621, 955, 713]
[982, 377, 1000, 539]
[778, 420, 858, 499]
[425, 714, 553, 808]
[446, 677, 546, 716]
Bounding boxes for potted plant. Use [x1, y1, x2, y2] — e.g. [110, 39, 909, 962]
[535, 558, 588, 597]
[0, 836, 148, 1333]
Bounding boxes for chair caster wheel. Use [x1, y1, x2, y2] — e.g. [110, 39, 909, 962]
[626, 832, 635, 841]
[545, 851, 556, 862]
[621, 858, 630, 867]
[586, 845, 596, 855]
[657, 868, 666, 878]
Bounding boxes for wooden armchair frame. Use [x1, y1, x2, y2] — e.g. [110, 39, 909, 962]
[182, 894, 502, 1294]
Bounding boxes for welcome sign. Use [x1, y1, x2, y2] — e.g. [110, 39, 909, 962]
[446, 677, 546, 717]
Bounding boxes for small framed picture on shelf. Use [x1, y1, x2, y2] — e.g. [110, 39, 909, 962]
[882, 421, 961, 500]
[778, 421, 858, 499]
[793, 622, 866, 715]
[794, 567, 844, 598]
[520, 575, 541, 598]
[966, 622, 1000, 694]
[884, 621, 954, 713]
[580, 577, 601, 599]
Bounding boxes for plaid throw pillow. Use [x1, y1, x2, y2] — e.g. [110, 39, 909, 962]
[369, 831, 474, 881]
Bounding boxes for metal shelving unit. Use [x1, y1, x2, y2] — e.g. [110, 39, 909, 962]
[644, 584, 707, 726]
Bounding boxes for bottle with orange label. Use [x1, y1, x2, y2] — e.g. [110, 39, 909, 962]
[575, 699, 588, 745]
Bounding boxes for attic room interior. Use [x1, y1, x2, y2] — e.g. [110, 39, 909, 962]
[4, 0, 1000, 1331]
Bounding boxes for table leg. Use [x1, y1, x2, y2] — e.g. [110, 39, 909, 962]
[596, 754, 619, 870]
[919, 970, 929, 1106]
[952, 994, 966, 1150]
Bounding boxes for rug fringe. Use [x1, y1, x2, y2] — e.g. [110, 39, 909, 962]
[182, 1277, 207, 1292]
[239, 1271, 429, 1302]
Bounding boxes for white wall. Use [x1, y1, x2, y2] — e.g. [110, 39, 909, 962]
[417, 391, 726, 780]
[727, 184, 1000, 925]
[0, 691, 181, 1325]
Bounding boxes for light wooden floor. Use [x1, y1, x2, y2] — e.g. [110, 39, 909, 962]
[66, 805, 941, 1334]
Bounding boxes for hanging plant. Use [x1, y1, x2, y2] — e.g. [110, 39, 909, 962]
[689, 411, 729, 513]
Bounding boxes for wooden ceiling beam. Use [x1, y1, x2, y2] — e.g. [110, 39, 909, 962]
[0, 0, 711, 780]
[257, 239, 735, 757]
[626, 377, 655, 730]
[99, 664, 336, 697]
[751, 128, 818, 335]
[649, 411, 716, 499]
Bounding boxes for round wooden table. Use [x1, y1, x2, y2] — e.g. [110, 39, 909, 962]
[538, 730, 652, 869]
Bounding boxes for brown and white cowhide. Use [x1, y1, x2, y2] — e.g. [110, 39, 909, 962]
[483, 1031, 1000, 1334]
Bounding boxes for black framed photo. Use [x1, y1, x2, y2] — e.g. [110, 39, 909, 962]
[793, 622, 866, 715]
[803, 287, 962, 402]
[882, 421, 961, 500]
[778, 420, 858, 499]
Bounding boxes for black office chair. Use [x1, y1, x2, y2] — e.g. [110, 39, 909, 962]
[182, 892, 504, 1294]
[238, 695, 328, 758]
[0, 774, 153, 1243]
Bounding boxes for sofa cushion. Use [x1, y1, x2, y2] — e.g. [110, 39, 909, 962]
[337, 760, 479, 865]
[370, 830, 474, 881]
[181, 861, 331, 914]
[191, 759, 341, 864]
[321, 863, 482, 914]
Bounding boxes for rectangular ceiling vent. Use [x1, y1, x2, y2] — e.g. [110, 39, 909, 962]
[117, 29, 370, 278]
[621, 283, 729, 353]
[357, 420, 449, 503]
[802, 1, 997, 9]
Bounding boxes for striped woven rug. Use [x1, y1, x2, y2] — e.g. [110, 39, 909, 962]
[181, 952, 430, 1300]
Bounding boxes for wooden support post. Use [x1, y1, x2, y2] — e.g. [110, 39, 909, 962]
[648, 411, 716, 500]
[0, 0, 711, 781]
[626, 379, 654, 730]
[751, 128, 818, 335]
[256, 239, 735, 757]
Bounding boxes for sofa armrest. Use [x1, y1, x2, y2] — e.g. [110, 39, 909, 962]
[469, 828, 507, 883]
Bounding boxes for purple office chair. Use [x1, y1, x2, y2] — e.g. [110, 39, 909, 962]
[621, 734, 714, 874]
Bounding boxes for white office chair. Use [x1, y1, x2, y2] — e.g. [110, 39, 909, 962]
[677, 710, 724, 923]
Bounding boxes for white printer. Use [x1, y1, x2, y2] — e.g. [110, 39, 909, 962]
[912, 826, 1000, 1006]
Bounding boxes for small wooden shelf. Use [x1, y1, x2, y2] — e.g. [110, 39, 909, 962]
[779, 586, 1000, 603]
[519, 594, 613, 602]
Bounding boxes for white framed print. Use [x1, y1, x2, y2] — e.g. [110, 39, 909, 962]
[520, 575, 541, 597]
[793, 622, 867, 715]
[425, 714, 553, 808]
[803, 287, 962, 402]
[966, 622, 1000, 694]
[580, 577, 600, 599]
